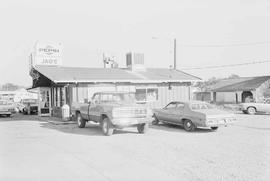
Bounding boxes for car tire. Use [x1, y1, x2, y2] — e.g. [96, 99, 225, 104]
[247, 107, 256, 115]
[183, 119, 195, 132]
[137, 123, 149, 134]
[211, 127, 218, 131]
[76, 113, 86, 128]
[102, 117, 114, 136]
[242, 110, 247, 114]
[152, 114, 159, 125]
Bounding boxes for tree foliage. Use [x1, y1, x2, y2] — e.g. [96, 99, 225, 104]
[0, 83, 25, 91]
[195, 74, 240, 91]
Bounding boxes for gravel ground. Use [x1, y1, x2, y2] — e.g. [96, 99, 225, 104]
[0, 113, 270, 181]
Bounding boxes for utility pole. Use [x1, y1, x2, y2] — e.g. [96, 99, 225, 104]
[174, 38, 177, 70]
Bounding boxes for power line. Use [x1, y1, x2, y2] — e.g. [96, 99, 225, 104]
[179, 41, 270, 47]
[181, 60, 270, 70]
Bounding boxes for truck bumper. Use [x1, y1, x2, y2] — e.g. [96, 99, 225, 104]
[205, 119, 235, 127]
[111, 117, 153, 127]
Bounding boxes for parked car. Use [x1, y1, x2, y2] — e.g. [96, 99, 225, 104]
[0, 100, 16, 117]
[239, 98, 270, 114]
[152, 101, 236, 131]
[21, 99, 38, 115]
[73, 91, 153, 136]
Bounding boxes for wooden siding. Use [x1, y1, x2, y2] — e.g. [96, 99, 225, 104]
[69, 82, 191, 110]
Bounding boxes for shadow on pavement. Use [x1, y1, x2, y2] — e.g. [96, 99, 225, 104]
[150, 123, 214, 134]
[39, 121, 140, 136]
[235, 112, 270, 115]
[0, 113, 42, 122]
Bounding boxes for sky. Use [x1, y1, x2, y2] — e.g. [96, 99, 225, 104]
[0, 0, 270, 86]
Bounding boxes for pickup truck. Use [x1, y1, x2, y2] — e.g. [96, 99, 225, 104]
[73, 91, 153, 136]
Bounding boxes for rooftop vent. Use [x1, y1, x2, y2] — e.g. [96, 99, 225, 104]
[126, 52, 145, 71]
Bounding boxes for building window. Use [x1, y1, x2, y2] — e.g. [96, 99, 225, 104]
[135, 88, 158, 102]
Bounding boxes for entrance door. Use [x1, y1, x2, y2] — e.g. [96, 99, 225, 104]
[39, 88, 51, 116]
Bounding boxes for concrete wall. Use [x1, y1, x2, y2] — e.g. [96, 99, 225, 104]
[193, 92, 211, 102]
[216, 92, 237, 103]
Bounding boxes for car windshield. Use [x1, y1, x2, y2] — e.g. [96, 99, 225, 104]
[190, 103, 214, 110]
[100, 93, 136, 103]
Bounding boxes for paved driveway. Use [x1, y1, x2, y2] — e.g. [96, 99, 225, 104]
[0, 113, 270, 181]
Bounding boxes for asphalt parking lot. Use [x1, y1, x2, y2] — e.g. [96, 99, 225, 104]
[0, 113, 270, 181]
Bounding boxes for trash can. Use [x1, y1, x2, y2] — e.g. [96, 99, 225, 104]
[61, 104, 70, 121]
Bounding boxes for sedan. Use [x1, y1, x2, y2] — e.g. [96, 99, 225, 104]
[152, 101, 236, 131]
[239, 98, 270, 114]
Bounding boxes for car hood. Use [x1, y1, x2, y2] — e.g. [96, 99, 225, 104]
[194, 109, 235, 118]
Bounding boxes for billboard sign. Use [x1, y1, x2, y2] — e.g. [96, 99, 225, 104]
[33, 42, 62, 66]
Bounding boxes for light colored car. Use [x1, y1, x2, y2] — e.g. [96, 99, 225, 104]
[152, 101, 236, 131]
[73, 91, 153, 136]
[239, 99, 270, 114]
[0, 100, 16, 117]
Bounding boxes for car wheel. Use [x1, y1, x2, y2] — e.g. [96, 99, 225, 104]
[76, 113, 86, 128]
[211, 127, 218, 131]
[152, 114, 159, 125]
[102, 117, 114, 136]
[242, 110, 247, 114]
[247, 107, 256, 115]
[137, 123, 149, 134]
[183, 119, 195, 132]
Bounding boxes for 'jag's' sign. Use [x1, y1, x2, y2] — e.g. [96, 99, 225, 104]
[33, 42, 63, 66]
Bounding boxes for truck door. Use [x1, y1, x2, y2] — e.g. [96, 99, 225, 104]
[88, 93, 100, 122]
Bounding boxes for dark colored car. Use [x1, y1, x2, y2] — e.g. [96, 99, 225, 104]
[153, 101, 236, 131]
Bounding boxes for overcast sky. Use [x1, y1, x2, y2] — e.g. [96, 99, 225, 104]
[1, 0, 270, 86]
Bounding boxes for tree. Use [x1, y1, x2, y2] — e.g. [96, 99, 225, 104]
[195, 74, 240, 91]
[0, 83, 25, 91]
